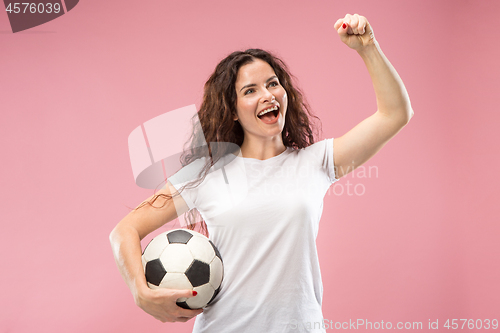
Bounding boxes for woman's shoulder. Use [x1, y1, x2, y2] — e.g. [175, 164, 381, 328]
[294, 138, 333, 156]
[292, 139, 337, 181]
[169, 156, 208, 186]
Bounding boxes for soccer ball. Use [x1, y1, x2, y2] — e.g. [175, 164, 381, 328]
[141, 229, 223, 309]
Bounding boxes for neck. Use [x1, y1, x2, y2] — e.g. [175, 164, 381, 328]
[238, 138, 287, 160]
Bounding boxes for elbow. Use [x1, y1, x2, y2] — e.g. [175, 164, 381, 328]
[109, 228, 116, 246]
[109, 227, 118, 258]
[380, 103, 413, 126]
[388, 107, 413, 128]
[397, 98, 414, 125]
[404, 107, 414, 125]
[109, 224, 121, 246]
[109, 224, 126, 256]
[399, 104, 414, 126]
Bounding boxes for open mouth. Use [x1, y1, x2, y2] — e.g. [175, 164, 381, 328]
[257, 106, 279, 123]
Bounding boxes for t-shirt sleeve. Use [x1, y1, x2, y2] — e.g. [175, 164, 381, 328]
[324, 138, 339, 184]
[167, 158, 207, 211]
[301, 138, 339, 184]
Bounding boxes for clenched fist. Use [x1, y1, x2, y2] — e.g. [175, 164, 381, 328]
[334, 14, 376, 51]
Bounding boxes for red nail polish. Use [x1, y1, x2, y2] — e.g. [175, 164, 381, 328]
[342, 23, 347, 29]
[193, 291, 198, 296]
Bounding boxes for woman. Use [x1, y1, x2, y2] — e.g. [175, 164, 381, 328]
[110, 14, 413, 332]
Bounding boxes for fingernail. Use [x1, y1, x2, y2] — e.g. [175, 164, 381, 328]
[342, 23, 347, 29]
[193, 291, 198, 296]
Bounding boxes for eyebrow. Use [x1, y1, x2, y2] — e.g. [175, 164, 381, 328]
[239, 75, 278, 92]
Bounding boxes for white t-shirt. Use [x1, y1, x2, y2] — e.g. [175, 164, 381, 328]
[168, 138, 339, 332]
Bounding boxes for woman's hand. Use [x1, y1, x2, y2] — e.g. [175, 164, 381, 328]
[334, 13, 376, 52]
[134, 284, 203, 323]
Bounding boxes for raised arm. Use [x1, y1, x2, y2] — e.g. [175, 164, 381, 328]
[332, 14, 414, 179]
[109, 181, 203, 322]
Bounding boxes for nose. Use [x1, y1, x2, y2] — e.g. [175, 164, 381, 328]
[262, 87, 275, 103]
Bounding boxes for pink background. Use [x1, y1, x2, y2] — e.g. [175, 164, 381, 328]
[1, 0, 499, 332]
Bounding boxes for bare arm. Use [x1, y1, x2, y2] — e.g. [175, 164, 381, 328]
[109, 180, 203, 322]
[332, 14, 414, 178]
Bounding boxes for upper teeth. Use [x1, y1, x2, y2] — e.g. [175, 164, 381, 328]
[258, 106, 278, 116]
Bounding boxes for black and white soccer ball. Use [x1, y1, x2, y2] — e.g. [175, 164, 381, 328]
[141, 229, 223, 309]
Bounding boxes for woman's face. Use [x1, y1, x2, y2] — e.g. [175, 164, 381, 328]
[234, 59, 288, 144]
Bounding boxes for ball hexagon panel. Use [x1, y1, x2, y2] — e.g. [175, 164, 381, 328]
[187, 234, 216, 264]
[145, 259, 166, 287]
[142, 233, 170, 262]
[188, 283, 215, 309]
[185, 259, 210, 287]
[208, 256, 223, 290]
[159, 272, 192, 290]
[209, 240, 223, 262]
[167, 229, 193, 244]
[208, 285, 221, 305]
[160, 244, 194, 273]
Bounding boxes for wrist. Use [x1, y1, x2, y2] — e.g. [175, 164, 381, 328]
[132, 277, 151, 304]
[356, 40, 380, 59]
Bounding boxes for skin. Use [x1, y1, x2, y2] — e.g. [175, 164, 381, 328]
[109, 182, 201, 322]
[331, 14, 414, 178]
[233, 59, 289, 160]
[109, 13, 413, 324]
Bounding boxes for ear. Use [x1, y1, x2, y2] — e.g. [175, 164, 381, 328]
[233, 113, 238, 121]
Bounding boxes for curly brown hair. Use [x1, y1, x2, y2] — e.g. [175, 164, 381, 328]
[134, 48, 322, 235]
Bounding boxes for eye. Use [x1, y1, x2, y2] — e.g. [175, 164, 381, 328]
[269, 81, 279, 87]
[244, 89, 254, 95]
